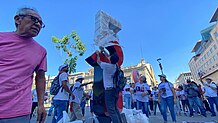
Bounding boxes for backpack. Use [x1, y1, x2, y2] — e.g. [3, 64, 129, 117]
[50, 74, 63, 95]
[113, 64, 126, 91]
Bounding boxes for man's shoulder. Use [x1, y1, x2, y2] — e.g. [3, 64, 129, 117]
[32, 39, 47, 53]
[59, 72, 68, 78]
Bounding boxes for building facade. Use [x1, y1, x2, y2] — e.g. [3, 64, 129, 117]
[41, 59, 157, 104]
[174, 72, 193, 87]
[68, 58, 158, 91]
[188, 8, 218, 83]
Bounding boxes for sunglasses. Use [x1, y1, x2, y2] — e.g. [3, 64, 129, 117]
[19, 14, 45, 28]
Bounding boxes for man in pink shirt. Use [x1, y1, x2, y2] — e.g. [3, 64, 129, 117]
[0, 7, 47, 123]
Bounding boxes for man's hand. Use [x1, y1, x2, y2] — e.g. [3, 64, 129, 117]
[37, 105, 47, 123]
[158, 99, 161, 104]
[71, 94, 75, 100]
[96, 50, 100, 55]
[174, 98, 177, 104]
[99, 46, 104, 52]
[141, 92, 148, 97]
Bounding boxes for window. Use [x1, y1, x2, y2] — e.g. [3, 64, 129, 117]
[207, 52, 210, 56]
[209, 59, 213, 64]
[213, 55, 217, 61]
[210, 48, 213, 53]
[204, 55, 207, 60]
[214, 45, 217, 50]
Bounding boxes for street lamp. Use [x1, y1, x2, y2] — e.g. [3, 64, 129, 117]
[157, 58, 164, 74]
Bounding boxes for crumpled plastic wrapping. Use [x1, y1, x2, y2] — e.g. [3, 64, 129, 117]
[94, 10, 122, 47]
[57, 111, 83, 123]
[122, 108, 149, 123]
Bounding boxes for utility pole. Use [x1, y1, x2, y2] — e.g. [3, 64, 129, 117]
[157, 58, 164, 74]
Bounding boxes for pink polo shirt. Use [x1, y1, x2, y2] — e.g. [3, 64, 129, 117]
[0, 32, 47, 118]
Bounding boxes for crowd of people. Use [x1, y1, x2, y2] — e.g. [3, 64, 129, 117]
[122, 74, 218, 123]
[1, 6, 218, 123]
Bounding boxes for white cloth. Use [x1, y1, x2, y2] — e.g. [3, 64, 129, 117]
[123, 84, 131, 95]
[151, 90, 159, 101]
[203, 82, 217, 97]
[70, 81, 84, 104]
[134, 82, 150, 102]
[54, 72, 70, 101]
[89, 90, 93, 100]
[32, 89, 38, 102]
[158, 82, 174, 98]
[100, 62, 116, 89]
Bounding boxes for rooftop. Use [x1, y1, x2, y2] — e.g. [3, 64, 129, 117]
[210, 7, 218, 23]
[191, 40, 202, 53]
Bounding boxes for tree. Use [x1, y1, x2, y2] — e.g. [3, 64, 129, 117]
[52, 31, 86, 73]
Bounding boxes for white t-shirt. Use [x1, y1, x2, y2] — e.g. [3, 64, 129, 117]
[100, 62, 116, 89]
[158, 82, 174, 98]
[123, 84, 131, 95]
[32, 89, 38, 102]
[89, 90, 93, 100]
[134, 82, 150, 102]
[130, 88, 136, 102]
[203, 82, 217, 97]
[70, 81, 84, 104]
[53, 72, 70, 101]
[151, 90, 159, 101]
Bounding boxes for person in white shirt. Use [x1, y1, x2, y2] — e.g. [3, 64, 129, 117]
[96, 49, 122, 123]
[151, 86, 160, 115]
[123, 82, 132, 109]
[30, 89, 38, 119]
[89, 88, 94, 115]
[134, 75, 150, 117]
[52, 64, 75, 123]
[200, 77, 218, 117]
[70, 76, 85, 121]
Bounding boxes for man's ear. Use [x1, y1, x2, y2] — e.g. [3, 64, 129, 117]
[14, 15, 22, 26]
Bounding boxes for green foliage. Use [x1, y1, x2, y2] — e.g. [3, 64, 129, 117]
[52, 31, 86, 73]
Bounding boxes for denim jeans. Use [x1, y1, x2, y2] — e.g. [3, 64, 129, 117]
[105, 88, 122, 123]
[124, 94, 131, 109]
[48, 105, 54, 116]
[153, 101, 161, 115]
[0, 115, 30, 123]
[207, 97, 218, 115]
[175, 98, 181, 114]
[160, 96, 176, 122]
[136, 100, 149, 117]
[52, 100, 68, 123]
[188, 96, 206, 116]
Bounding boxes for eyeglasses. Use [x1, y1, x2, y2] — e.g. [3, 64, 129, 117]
[19, 14, 45, 28]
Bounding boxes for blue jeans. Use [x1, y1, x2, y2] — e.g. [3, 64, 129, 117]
[160, 96, 176, 122]
[188, 96, 206, 116]
[48, 105, 54, 116]
[153, 101, 161, 115]
[136, 100, 149, 117]
[207, 97, 218, 115]
[105, 88, 122, 123]
[0, 115, 30, 123]
[52, 100, 68, 123]
[124, 94, 131, 109]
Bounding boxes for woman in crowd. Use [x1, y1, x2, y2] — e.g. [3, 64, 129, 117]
[158, 74, 177, 123]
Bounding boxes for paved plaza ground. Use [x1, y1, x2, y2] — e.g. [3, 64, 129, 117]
[30, 107, 218, 123]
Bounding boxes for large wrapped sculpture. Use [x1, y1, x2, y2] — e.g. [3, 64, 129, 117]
[94, 10, 122, 47]
[86, 10, 124, 123]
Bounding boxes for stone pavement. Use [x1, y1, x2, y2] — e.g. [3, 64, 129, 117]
[30, 107, 218, 123]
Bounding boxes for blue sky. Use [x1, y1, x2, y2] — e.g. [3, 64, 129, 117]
[1, 1, 218, 83]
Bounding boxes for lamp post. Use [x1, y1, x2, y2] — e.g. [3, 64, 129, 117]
[157, 58, 164, 75]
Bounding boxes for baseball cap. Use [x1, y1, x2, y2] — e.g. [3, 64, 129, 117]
[206, 78, 213, 81]
[186, 79, 191, 83]
[158, 74, 167, 78]
[58, 64, 68, 71]
[76, 76, 84, 81]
